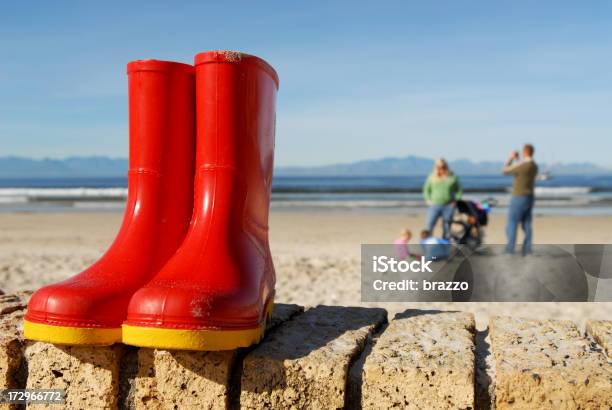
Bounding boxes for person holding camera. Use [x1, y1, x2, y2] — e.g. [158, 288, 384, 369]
[503, 144, 538, 255]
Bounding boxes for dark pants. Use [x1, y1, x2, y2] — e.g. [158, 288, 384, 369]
[506, 195, 534, 254]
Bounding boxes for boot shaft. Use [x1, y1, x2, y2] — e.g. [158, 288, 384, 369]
[193, 51, 278, 234]
[121, 60, 196, 268]
[127, 60, 195, 183]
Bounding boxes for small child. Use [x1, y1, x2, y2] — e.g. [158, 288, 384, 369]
[420, 229, 451, 261]
[394, 229, 421, 260]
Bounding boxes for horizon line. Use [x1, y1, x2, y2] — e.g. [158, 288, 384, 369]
[1, 153, 610, 170]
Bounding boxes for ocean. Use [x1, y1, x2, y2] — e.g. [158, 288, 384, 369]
[1, 175, 612, 215]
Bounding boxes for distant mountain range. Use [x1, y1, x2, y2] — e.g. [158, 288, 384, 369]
[0, 155, 609, 178]
[0, 156, 128, 178]
[276, 156, 612, 176]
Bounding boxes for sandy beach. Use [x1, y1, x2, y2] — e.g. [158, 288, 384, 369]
[0, 210, 610, 330]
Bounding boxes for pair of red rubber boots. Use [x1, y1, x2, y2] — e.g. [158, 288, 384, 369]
[23, 51, 278, 351]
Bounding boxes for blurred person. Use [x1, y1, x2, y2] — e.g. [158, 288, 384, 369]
[422, 158, 463, 239]
[394, 228, 421, 260]
[503, 144, 538, 255]
[420, 229, 451, 261]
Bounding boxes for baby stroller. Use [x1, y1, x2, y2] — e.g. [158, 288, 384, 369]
[449, 199, 491, 249]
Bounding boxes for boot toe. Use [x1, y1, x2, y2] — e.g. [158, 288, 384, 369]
[26, 281, 128, 328]
[125, 284, 262, 330]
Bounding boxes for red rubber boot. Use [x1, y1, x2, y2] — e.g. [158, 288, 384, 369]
[122, 51, 279, 351]
[24, 60, 196, 345]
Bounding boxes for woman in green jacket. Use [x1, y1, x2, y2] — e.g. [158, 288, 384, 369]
[422, 158, 463, 239]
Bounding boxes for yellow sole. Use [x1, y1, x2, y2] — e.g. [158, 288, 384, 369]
[122, 302, 273, 351]
[23, 320, 121, 346]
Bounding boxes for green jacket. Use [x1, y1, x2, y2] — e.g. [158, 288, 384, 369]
[422, 173, 463, 205]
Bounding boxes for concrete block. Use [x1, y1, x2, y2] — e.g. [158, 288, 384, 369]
[361, 310, 476, 409]
[134, 303, 303, 410]
[25, 342, 122, 409]
[490, 316, 612, 409]
[240, 305, 387, 409]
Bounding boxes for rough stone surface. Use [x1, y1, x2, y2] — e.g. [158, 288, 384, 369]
[240, 305, 387, 409]
[0, 293, 30, 410]
[133, 348, 161, 410]
[0, 312, 24, 390]
[267, 303, 304, 329]
[0, 337, 22, 392]
[153, 350, 236, 410]
[490, 316, 612, 409]
[586, 319, 612, 357]
[25, 342, 123, 409]
[361, 310, 476, 410]
[1, 293, 610, 409]
[346, 327, 378, 410]
[0, 292, 31, 316]
[132, 303, 303, 410]
[474, 329, 495, 410]
[0, 292, 31, 343]
[118, 347, 140, 409]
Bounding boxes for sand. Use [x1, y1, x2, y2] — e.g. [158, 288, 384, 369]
[0, 211, 610, 329]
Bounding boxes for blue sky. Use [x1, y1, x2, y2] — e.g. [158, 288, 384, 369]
[1, 1, 611, 167]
